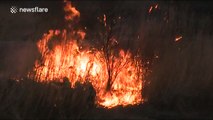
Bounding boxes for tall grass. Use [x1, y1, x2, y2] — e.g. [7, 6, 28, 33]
[0, 1, 213, 119]
[0, 78, 96, 119]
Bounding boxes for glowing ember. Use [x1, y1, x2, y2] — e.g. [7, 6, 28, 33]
[29, 1, 143, 108]
[64, 0, 80, 21]
[149, 4, 158, 13]
[103, 14, 107, 27]
[175, 36, 183, 42]
[155, 4, 158, 9]
[149, 6, 153, 13]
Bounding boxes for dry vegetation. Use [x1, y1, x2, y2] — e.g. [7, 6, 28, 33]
[0, 1, 213, 119]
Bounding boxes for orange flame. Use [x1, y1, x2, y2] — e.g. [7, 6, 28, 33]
[175, 36, 182, 42]
[29, 1, 143, 109]
[64, 1, 80, 21]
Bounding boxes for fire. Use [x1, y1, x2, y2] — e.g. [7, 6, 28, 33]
[148, 4, 158, 13]
[148, 6, 153, 13]
[29, 1, 143, 108]
[155, 4, 158, 9]
[64, 0, 80, 21]
[175, 36, 182, 42]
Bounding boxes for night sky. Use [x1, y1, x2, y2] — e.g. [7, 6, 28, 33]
[0, 1, 212, 42]
[0, 0, 212, 77]
[0, 1, 213, 119]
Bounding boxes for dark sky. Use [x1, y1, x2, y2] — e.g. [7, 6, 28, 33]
[0, 1, 212, 42]
[0, 0, 212, 78]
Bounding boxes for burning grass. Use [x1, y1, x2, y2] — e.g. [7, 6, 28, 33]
[27, 1, 144, 108]
[0, 1, 213, 119]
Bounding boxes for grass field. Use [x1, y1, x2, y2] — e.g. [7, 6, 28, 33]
[0, 1, 213, 119]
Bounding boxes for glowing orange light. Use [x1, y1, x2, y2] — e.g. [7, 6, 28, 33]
[29, 1, 143, 109]
[175, 36, 183, 42]
[64, 1, 80, 21]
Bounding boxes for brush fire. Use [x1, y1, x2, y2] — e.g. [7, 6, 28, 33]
[28, 1, 143, 108]
[1, 0, 212, 119]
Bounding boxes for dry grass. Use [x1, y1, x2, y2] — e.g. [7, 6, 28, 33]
[143, 34, 213, 117]
[0, 1, 213, 119]
[0, 78, 96, 119]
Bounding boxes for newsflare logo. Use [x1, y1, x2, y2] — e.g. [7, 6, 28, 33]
[10, 6, 18, 13]
[10, 6, 48, 14]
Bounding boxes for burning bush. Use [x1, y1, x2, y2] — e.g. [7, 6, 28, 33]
[28, 1, 144, 109]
